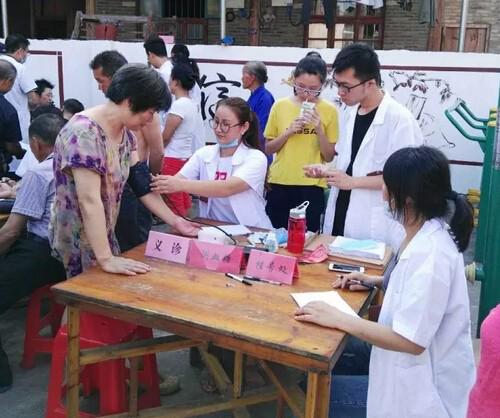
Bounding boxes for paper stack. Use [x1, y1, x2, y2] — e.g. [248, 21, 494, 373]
[328, 236, 386, 261]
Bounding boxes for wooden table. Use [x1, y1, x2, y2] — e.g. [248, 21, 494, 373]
[52, 243, 377, 418]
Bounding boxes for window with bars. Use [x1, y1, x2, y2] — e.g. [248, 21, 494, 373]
[164, 0, 205, 18]
[306, 0, 384, 49]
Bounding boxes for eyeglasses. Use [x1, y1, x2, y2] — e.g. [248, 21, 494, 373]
[333, 78, 372, 93]
[292, 84, 323, 97]
[209, 119, 242, 133]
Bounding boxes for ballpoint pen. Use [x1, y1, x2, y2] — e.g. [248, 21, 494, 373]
[337, 274, 377, 290]
[243, 276, 282, 286]
[225, 273, 253, 286]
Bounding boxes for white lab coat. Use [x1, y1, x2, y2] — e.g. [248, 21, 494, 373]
[323, 92, 423, 249]
[367, 219, 475, 418]
[180, 143, 273, 229]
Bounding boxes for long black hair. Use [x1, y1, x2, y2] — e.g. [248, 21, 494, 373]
[383, 146, 473, 252]
[171, 63, 196, 91]
[171, 43, 200, 82]
[215, 97, 261, 151]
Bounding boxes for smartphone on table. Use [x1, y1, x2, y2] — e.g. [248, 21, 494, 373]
[328, 263, 365, 274]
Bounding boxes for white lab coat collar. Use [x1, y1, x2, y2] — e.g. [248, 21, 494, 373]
[399, 218, 445, 261]
[350, 90, 392, 155]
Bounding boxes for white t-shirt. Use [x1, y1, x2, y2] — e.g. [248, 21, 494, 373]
[164, 97, 204, 158]
[157, 59, 172, 86]
[367, 219, 475, 418]
[15, 146, 39, 177]
[0, 54, 36, 142]
[156, 59, 202, 111]
[207, 156, 238, 223]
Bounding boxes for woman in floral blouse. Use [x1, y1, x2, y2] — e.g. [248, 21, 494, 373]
[50, 63, 198, 278]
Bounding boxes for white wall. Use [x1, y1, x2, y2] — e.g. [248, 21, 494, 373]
[20, 40, 500, 192]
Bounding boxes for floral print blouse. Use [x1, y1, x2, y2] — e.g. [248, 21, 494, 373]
[49, 115, 136, 278]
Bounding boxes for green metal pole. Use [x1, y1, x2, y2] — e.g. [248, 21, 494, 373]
[475, 119, 496, 264]
[476, 88, 500, 332]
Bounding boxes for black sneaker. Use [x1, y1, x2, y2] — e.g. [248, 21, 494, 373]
[0, 337, 13, 393]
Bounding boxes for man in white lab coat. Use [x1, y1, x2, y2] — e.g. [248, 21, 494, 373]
[320, 43, 423, 249]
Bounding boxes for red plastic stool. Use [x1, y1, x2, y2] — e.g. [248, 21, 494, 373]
[21, 285, 65, 369]
[79, 326, 161, 410]
[45, 314, 160, 418]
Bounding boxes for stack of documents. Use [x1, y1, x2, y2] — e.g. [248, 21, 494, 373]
[328, 236, 386, 261]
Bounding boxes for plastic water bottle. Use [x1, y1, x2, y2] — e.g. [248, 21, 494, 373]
[287, 201, 309, 254]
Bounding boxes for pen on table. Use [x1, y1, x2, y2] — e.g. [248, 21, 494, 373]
[243, 276, 282, 286]
[225, 273, 253, 286]
[337, 274, 377, 290]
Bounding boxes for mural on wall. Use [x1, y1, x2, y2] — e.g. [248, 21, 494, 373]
[199, 73, 242, 121]
[386, 70, 459, 149]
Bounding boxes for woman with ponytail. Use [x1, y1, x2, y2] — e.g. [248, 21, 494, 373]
[295, 146, 476, 418]
[151, 97, 272, 228]
[160, 63, 204, 216]
[170, 44, 202, 107]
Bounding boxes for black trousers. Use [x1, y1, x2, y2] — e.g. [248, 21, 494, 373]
[115, 184, 153, 253]
[0, 237, 66, 315]
[265, 184, 325, 232]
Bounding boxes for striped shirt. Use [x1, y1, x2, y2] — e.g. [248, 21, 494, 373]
[11, 153, 54, 239]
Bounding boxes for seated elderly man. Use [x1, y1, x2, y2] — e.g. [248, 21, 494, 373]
[0, 113, 66, 393]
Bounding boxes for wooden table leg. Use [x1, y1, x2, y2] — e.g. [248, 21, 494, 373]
[276, 395, 285, 418]
[305, 371, 331, 418]
[129, 357, 139, 417]
[233, 351, 244, 399]
[67, 306, 80, 418]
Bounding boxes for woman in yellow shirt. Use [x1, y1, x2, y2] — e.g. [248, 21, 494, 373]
[264, 55, 339, 232]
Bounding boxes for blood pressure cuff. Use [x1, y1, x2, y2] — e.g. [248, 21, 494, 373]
[127, 161, 152, 198]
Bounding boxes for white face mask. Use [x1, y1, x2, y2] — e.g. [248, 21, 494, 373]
[217, 137, 240, 149]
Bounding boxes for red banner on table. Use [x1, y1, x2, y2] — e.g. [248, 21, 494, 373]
[144, 231, 191, 264]
[187, 240, 243, 273]
[245, 249, 299, 285]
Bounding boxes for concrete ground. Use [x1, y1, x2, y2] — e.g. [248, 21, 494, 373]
[0, 227, 480, 418]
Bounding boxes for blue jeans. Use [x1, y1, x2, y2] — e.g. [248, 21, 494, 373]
[329, 336, 370, 417]
[330, 375, 368, 418]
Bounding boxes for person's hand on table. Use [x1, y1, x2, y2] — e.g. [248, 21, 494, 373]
[172, 216, 200, 237]
[150, 175, 183, 194]
[99, 255, 151, 276]
[332, 271, 374, 291]
[326, 170, 354, 190]
[294, 301, 346, 329]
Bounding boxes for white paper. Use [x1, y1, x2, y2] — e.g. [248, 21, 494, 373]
[217, 224, 252, 236]
[291, 291, 359, 317]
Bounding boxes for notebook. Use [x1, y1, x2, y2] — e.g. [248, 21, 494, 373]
[328, 236, 386, 261]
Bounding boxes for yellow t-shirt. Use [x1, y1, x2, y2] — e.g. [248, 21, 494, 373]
[264, 97, 339, 187]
